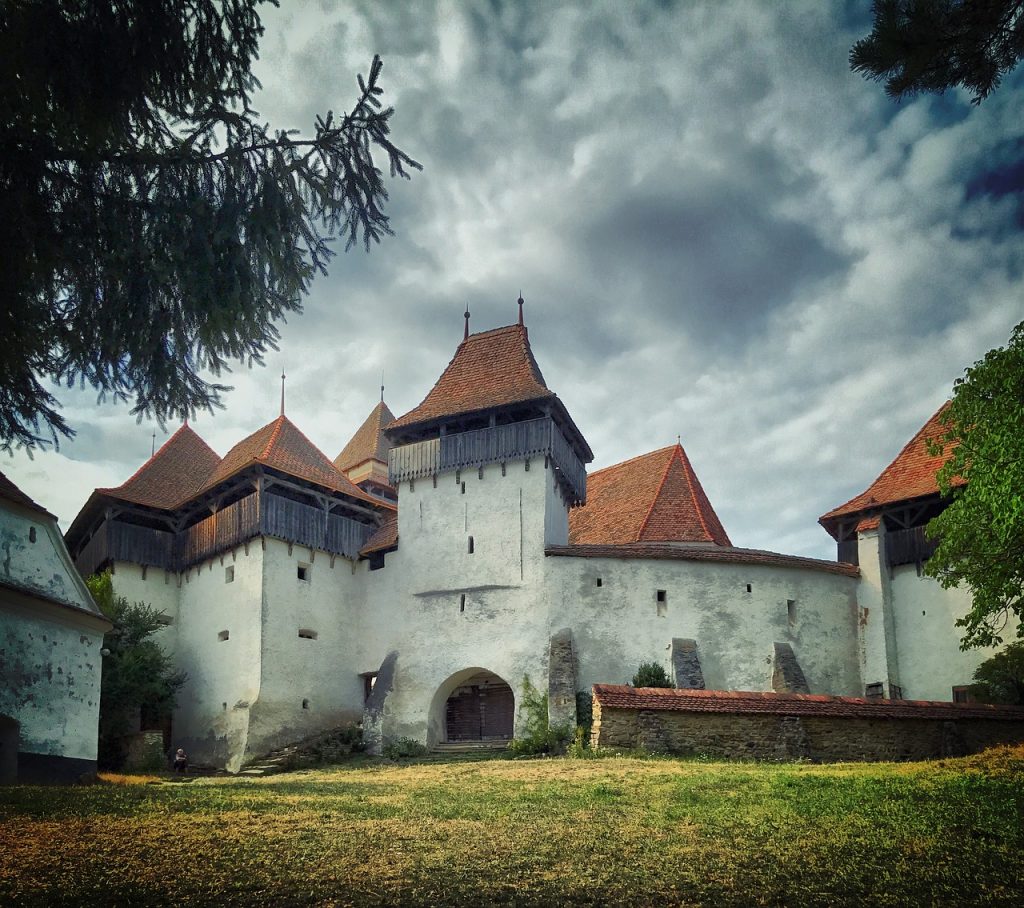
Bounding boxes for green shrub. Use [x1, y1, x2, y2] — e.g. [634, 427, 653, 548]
[509, 675, 571, 756]
[632, 662, 673, 688]
[383, 737, 428, 760]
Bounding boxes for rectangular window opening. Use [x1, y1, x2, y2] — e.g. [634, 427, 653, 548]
[952, 685, 974, 704]
[865, 682, 884, 700]
[596, 577, 602, 587]
[656, 590, 667, 603]
[460, 593, 466, 613]
[218, 630, 230, 642]
[225, 565, 235, 583]
[298, 628, 318, 640]
[361, 672, 378, 703]
[468, 535, 474, 554]
[745, 583, 752, 593]
[787, 599, 796, 625]
[297, 563, 310, 582]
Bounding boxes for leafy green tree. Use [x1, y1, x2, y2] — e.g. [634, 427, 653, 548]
[969, 641, 1024, 704]
[925, 320, 1024, 648]
[632, 662, 673, 688]
[1, 0, 419, 452]
[851, 0, 1024, 103]
[87, 572, 186, 769]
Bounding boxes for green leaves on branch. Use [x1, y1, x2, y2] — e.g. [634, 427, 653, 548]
[87, 571, 185, 769]
[924, 320, 1024, 649]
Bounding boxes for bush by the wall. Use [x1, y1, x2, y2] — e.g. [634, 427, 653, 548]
[632, 662, 673, 688]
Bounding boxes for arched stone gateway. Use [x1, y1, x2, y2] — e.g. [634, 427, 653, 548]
[429, 668, 515, 746]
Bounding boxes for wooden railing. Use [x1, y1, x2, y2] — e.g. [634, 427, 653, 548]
[75, 492, 372, 575]
[886, 526, 939, 568]
[388, 417, 588, 504]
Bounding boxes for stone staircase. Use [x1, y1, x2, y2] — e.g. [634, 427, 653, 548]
[238, 726, 361, 777]
[432, 739, 510, 755]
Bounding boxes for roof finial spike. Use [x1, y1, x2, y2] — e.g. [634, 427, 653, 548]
[677, 434, 681, 447]
[517, 290, 524, 326]
[380, 368, 385, 403]
[280, 369, 286, 417]
[152, 431, 156, 458]
[464, 304, 470, 340]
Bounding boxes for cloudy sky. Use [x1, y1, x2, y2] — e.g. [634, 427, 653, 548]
[6, 0, 1023, 560]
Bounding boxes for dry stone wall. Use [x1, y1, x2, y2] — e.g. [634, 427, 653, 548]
[592, 700, 1024, 761]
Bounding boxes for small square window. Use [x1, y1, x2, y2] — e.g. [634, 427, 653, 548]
[656, 590, 666, 603]
[225, 565, 235, 583]
[218, 630, 230, 642]
[297, 564, 310, 582]
[865, 682, 884, 700]
[952, 685, 974, 704]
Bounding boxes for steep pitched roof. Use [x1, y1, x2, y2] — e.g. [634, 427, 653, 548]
[569, 444, 730, 546]
[820, 403, 963, 529]
[0, 470, 53, 518]
[200, 415, 389, 508]
[389, 325, 555, 430]
[335, 401, 395, 472]
[98, 424, 220, 510]
[360, 515, 398, 556]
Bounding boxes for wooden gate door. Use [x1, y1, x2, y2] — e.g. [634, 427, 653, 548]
[446, 686, 482, 741]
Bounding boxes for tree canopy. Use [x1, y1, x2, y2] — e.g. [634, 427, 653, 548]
[851, 0, 1024, 103]
[87, 571, 186, 769]
[0, 0, 419, 452]
[969, 640, 1024, 704]
[925, 320, 1024, 649]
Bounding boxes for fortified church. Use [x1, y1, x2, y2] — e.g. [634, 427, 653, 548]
[64, 301, 1001, 770]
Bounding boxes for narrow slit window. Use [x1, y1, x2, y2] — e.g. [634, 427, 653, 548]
[468, 536, 474, 554]
[787, 599, 796, 625]
[218, 630, 229, 642]
[460, 593, 466, 613]
[225, 565, 235, 583]
[297, 564, 310, 582]
[298, 628, 318, 640]
[28, 527, 36, 543]
[745, 583, 752, 593]
[302, 698, 310, 710]
[656, 590, 667, 618]
[596, 577, 602, 587]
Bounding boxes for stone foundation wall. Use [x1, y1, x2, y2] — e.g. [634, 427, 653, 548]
[591, 701, 1024, 762]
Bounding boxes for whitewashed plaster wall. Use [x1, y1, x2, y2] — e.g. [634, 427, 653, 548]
[0, 504, 106, 768]
[110, 562, 180, 658]
[856, 527, 901, 696]
[544, 554, 862, 696]
[168, 545, 264, 770]
[889, 565, 1006, 701]
[0, 597, 105, 763]
[247, 537, 365, 758]
[355, 459, 567, 744]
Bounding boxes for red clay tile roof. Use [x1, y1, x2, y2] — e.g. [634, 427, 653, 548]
[200, 415, 392, 510]
[0, 470, 54, 518]
[98, 424, 220, 510]
[360, 515, 398, 556]
[820, 403, 963, 532]
[546, 543, 860, 577]
[569, 445, 730, 546]
[390, 325, 555, 430]
[335, 401, 395, 472]
[592, 684, 1024, 721]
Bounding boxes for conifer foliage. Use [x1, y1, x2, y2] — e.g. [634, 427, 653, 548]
[851, 0, 1024, 103]
[0, 1, 419, 451]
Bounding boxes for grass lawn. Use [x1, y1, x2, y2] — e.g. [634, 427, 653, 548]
[1, 747, 1023, 907]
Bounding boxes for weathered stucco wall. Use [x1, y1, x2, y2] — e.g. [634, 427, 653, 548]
[546, 555, 861, 697]
[165, 545, 264, 770]
[888, 565, 1005, 701]
[0, 597, 105, 767]
[356, 459, 563, 745]
[248, 538, 366, 759]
